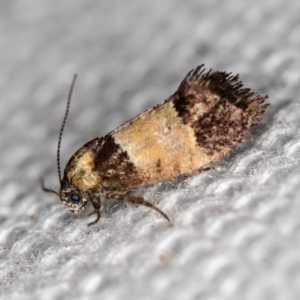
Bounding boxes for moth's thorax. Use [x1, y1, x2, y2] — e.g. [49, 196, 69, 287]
[64, 138, 103, 191]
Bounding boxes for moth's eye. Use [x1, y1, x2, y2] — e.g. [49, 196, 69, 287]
[68, 192, 82, 204]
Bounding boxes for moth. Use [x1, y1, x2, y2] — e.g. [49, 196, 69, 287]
[41, 65, 268, 225]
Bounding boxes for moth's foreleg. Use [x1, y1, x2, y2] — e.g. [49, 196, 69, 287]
[87, 195, 102, 226]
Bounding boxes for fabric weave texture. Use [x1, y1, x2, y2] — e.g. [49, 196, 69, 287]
[1, 1, 300, 299]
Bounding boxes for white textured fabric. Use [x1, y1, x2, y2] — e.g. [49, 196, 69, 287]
[1, 1, 300, 299]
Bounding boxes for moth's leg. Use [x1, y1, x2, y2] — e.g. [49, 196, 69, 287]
[193, 165, 214, 175]
[87, 195, 102, 226]
[118, 195, 171, 222]
[176, 165, 214, 182]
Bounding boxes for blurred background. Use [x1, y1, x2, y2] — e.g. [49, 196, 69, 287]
[1, 1, 300, 299]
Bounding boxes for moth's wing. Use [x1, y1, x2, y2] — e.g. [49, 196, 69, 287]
[96, 65, 269, 193]
[176, 64, 268, 121]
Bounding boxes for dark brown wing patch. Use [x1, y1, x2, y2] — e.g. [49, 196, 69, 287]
[173, 65, 269, 156]
[94, 134, 143, 193]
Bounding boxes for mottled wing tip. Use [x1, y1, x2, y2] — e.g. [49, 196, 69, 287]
[178, 65, 269, 121]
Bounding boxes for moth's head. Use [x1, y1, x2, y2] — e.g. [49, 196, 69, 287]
[41, 178, 90, 213]
[59, 179, 90, 213]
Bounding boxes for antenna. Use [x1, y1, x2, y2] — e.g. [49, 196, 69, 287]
[57, 74, 77, 182]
